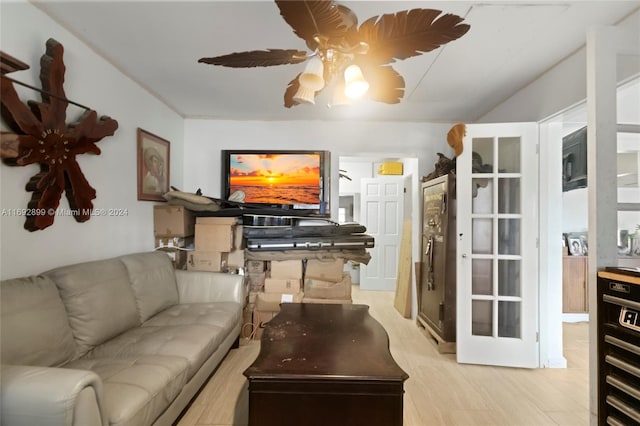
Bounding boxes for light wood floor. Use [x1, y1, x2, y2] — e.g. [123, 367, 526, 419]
[176, 287, 589, 426]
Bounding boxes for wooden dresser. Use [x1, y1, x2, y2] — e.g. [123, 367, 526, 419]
[563, 255, 588, 313]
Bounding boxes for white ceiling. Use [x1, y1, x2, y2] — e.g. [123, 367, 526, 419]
[32, 0, 639, 122]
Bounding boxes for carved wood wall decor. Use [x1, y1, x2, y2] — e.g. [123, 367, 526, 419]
[0, 38, 119, 231]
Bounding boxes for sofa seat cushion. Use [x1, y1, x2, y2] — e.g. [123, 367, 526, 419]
[1, 276, 77, 367]
[66, 355, 188, 426]
[83, 324, 223, 379]
[143, 302, 241, 331]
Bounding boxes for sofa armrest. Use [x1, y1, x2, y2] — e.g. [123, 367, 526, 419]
[175, 270, 245, 304]
[1, 364, 106, 426]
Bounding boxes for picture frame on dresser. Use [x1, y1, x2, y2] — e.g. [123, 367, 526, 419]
[566, 232, 588, 256]
[137, 128, 170, 201]
[568, 238, 583, 256]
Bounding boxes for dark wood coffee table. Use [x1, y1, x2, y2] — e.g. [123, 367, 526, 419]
[243, 303, 409, 426]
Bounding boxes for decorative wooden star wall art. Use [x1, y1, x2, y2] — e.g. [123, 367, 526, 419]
[0, 38, 119, 231]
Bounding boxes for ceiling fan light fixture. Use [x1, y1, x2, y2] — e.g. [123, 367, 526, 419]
[330, 79, 351, 107]
[343, 64, 369, 99]
[292, 85, 316, 105]
[298, 56, 325, 91]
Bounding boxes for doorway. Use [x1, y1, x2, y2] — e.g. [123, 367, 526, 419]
[338, 155, 421, 314]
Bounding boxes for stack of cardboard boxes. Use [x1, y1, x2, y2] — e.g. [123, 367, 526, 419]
[152, 206, 245, 272]
[303, 258, 352, 303]
[189, 216, 244, 272]
[246, 257, 352, 339]
[153, 205, 195, 269]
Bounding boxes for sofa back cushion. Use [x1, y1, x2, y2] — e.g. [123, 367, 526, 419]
[44, 258, 140, 357]
[119, 252, 179, 323]
[1, 276, 77, 366]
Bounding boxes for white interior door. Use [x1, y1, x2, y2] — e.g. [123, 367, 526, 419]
[360, 176, 406, 291]
[456, 123, 540, 368]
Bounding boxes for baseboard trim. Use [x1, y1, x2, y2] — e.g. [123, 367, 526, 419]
[545, 356, 568, 369]
[563, 313, 589, 323]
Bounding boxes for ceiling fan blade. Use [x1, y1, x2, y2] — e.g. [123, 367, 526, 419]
[284, 74, 302, 108]
[199, 49, 308, 68]
[275, 1, 353, 51]
[352, 9, 470, 65]
[358, 64, 405, 104]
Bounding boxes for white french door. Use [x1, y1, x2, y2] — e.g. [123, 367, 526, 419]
[456, 123, 540, 368]
[359, 176, 406, 291]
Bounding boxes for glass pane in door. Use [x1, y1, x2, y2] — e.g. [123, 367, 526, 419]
[498, 178, 520, 214]
[498, 137, 521, 173]
[472, 178, 493, 213]
[472, 259, 492, 295]
[498, 301, 521, 338]
[472, 138, 494, 173]
[472, 219, 493, 254]
[472, 300, 492, 336]
[498, 219, 520, 255]
[498, 260, 521, 297]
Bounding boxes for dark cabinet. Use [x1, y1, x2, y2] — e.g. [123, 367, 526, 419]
[417, 174, 456, 350]
[597, 268, 640, 425]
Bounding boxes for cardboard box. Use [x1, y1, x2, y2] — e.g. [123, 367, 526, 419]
[154, 236, 194, 249]
[156, 247, 188, 270]
[253, 292, 303, 339]
[252, 311, 278, 340]
[153, 205, 195, 237]
[187, 250, 228, 272]
[264, 278, 301, 294]
[255, 291, 303, 312]
[227, 248, 245, 270]
[378, 161, 403, 175]
[270, 259, 303, 279]
[241, 305, 254, 338]
[246, 260, 266, 273]
[248, 291, 260, 305]
[304, 273, 352, 299]
[246, 272, 266, 292]
[303, 297, 352, 304]
[195, 216, 239, 226]
[305, 258, 345, 282]
[195, 223, 234, 252]
[234, 225, 244, 249]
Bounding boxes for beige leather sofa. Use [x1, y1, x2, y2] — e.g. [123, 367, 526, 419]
[1, 251, 245, 426]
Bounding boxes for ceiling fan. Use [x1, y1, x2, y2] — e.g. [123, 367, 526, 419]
[199, 1, 470, 108]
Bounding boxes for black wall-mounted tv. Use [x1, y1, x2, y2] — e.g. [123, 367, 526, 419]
[562, 126, 587, 192]
[221, 150, 330, 215]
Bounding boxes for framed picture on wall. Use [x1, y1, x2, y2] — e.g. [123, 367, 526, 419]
[137, 128, 170, 201]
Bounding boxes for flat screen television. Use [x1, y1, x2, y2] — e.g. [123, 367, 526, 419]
[562, 126, 587, 192]
[221, 150, 330, 215]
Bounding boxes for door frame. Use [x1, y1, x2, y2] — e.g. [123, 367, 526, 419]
[337, 156, 420, 314]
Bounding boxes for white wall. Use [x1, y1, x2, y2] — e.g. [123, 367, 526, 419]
[0, 1, 185, 279]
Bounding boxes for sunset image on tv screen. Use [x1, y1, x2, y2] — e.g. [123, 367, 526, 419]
[229, 153, 321, 205]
